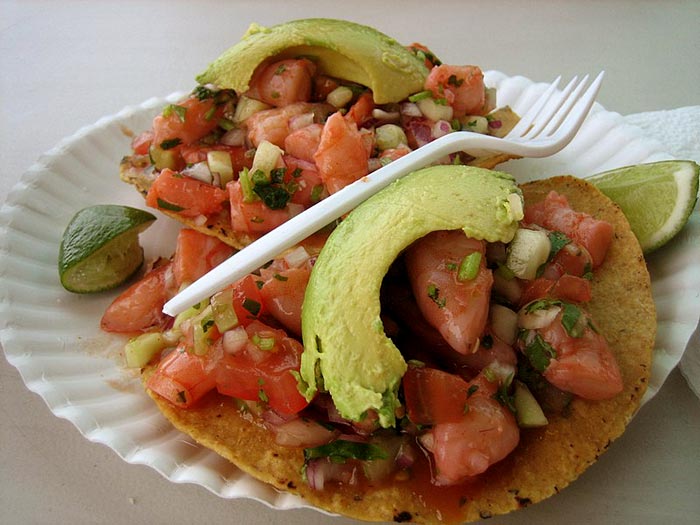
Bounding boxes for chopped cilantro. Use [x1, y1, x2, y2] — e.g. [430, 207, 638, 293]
[274, 64, 287, 75]
[447, 74, 464, 87]
[560, 302, 584, 337]
[192, 85, 216, 100]
[524, 333, 557, 372]
[176, 391, 187, 404]
[156, 198, 185, 212]
[304, 440, 387, 463]
[273, 273, 288, 282]
[427, 283, 446, 308]
[243, 298, 261, 316]
[160, 138, 182, 150]
[467, 384, 479, 397]
[548, 231, 571, 260]
[408, 90, 433, 102]
[162, 104, 187, 122]
[254, 184, 292, 210]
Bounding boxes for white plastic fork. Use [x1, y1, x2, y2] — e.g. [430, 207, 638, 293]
[163, 72, 604, 316]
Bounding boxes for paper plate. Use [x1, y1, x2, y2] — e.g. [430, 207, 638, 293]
[1, 71, 698, 513]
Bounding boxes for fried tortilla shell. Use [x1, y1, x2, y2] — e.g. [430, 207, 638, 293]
[143, 175, 655, 524]
[120, 151, 518, 251]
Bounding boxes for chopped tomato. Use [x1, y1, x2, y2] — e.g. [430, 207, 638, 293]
[519, 278, 555, 307]
[146, 168, 228, 218]
[403, 367, 473, 425]
[245, 59, 316, 108]
[228, 181, 293, 234]
[282, 156, 324, 206]
[131, 131, 153, 155]
[172, 229, 234, 288]
[152, 95, 224, 150]
[313, 111, 369, 194]
[180, 144, 253, 175]
[217, 274, 266, 327]
[551, 274, 592, 303]
[524, 191, 613, 268]
[424, 65, 486, 117]
[259, 265, 311, 336]
[216, 321, 309, 415]
[146, 343, 221, 408]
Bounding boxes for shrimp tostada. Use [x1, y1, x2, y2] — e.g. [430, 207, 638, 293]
[119, 18, 520, 250]
[105, 18, 656, 525]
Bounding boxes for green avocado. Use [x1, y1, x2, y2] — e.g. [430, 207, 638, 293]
[299, 166, 524, 428]
[196, 18, 429, 104]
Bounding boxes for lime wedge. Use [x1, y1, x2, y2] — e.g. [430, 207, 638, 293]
[588, 160, 699, 253]
[59, 205, 156, 293]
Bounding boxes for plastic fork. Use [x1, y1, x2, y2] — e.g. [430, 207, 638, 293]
[163, 72, 604, 316]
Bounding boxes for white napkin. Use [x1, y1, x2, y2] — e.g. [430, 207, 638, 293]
[623, 106, 700, 398]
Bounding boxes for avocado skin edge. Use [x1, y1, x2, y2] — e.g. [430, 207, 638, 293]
[300, 166, 523, 428]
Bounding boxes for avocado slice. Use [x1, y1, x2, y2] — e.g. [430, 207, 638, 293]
[196, 18, 429, 104]
[299, 166, 524, 428]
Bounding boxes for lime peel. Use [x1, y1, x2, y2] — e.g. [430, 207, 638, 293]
[588, 160, 699, 253]
[59, 205, 156, 293]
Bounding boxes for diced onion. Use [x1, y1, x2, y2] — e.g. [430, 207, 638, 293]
[222, 326, 248, 355]
[400, 102, 422, 117]
[518, 305, 561, 330]
[283, 245, 310, 268]
[417, 97, 454, 122]
[431, 120, 453, 139]
[220, 128, 246, 146]
[182, 161, 213, 184]
[371, 108, 400, 122]
[287, 202, 305, 217]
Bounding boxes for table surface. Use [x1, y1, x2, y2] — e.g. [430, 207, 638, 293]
[1, 1, 699, 524]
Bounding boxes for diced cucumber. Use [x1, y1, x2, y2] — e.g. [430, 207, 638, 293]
[124, 332, 168, 368]
[233, 95, 271, 123]
[250, 140, 284, 181]
[207, 150, 234, 187]
[417, 96, 454, 122]
[375, 124, 408, 151]
[211, 288, 239, 332]
[514, 380, 549, 428]
[149, 144, 178, 170]
[506, 228, 551, 280]
[192, 305, 216, 356]
[326, 86, 354, 108]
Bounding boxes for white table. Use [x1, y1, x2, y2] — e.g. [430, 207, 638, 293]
[2, 2, 699, 524]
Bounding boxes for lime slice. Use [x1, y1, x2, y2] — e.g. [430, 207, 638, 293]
[588, 160, 699, 253]
[59, 205, 156, 293]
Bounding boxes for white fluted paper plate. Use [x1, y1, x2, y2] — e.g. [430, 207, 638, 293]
[1, 72, 699, 515]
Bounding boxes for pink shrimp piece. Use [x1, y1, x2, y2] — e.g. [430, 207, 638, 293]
[521, 306, 623, 400]
[245, 58, 316, 108]
[313, 111, 370, 194]
[405, 230, 493, 354]
[246, 102, 333, 149]
[420, 374, 519, 485]
[524, 191, 613, 268]
[283, 123, 323, 163]
[424, 65, 486, 117]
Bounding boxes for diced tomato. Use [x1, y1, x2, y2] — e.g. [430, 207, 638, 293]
[146, 343, 221, 408]
[524, 191, 613, 268]
[216, 321, 309, 415]
[519, 278, 556, 308]
[180, 144, 253, 175]
[152, 95, 224, 150]
[551, 274, 592, 303]
[245, 59, 316, 108]
[403, 367, 474, 425]
[345, 92, 375, 127]
[131, 131, 153, 155]
[172, 229, 234, 288]
[145, 168, 228, 218]
[283, 123, 323, 163]
[218, 274, 266, 327]
[100, 263, 174, 334]
[313, 111, 369, 194]
[542, 241, 593, 280]
[259, 265, 311, 336]
[228, 181, 293, 234]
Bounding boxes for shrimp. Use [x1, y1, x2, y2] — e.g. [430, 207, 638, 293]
[245, 102, 332, 149]
[405, 230, 493, 354]
[524, 191, 613, 268]
[419, 373, 520, 485]
[424, 65, 487, 118]
[245, 58, 316, 108]
[517, 302, 623, 400]
[312, 111, 370, 194]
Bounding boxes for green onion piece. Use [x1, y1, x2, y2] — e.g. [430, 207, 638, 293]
[457, 252, 482, 281]
[192, 306, 215, 356]
[251, 334, 276, 351]
[524, 333, 557, 372]
[408, 90, 433, 102]
[561, 302, 584, 338]
[239, 167, 258, 204]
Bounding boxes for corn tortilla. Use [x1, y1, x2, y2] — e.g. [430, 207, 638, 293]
[142, 175, 655, 523]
